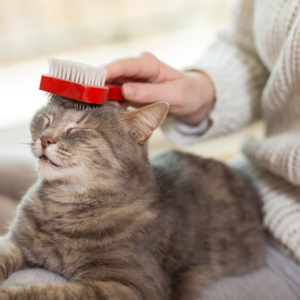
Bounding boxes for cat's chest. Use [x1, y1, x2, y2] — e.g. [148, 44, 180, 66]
[17, 198, 114, 279]
[16, 190, 157, 279]
[21, 229, 107, 279]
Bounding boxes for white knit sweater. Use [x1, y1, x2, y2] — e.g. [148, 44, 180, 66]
[162, 0, 300, 263]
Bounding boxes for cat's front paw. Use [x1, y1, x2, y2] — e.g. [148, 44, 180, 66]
[0, 284, 56, 300]
[0, 285, 22, 300]
[0, 240, 23, 284]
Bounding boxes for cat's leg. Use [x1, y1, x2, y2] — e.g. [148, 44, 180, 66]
[0, 281, 142, 300]
[172, 265, 220, 300]
[0, 238, 23, 284]
[0, 261, 170, 300]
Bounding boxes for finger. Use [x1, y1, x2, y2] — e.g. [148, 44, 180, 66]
[107, 100, 121, 107]
[107, 100, 130, 109]
[106, 76, 149, 85]
[104, 53, 160, 83]
[121, 80, 183, 105]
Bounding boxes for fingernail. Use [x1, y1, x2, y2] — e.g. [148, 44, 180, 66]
[124, 84, 137, 99]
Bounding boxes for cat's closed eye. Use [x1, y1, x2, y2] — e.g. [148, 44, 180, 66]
[66, 128, 95, 134]
[42, 114, 51, 127]
[66, 128, 74, 135]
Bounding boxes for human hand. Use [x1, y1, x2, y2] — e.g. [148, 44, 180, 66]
[104, 52, 215, 126]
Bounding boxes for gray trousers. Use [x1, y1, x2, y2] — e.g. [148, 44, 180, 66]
[2, 245, 300, 299]
[203, 245, 300, 300]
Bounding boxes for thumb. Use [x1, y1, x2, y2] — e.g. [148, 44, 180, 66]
[122, 81, 181, 104]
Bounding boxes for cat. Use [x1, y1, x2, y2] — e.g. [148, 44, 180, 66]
[0, 96, 265, 300]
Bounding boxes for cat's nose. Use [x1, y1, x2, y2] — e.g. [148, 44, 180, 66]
[40, 136, 55, 148]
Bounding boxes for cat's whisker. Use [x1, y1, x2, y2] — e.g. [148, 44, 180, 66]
[10, 131, 32, 140]
[28, 169, 39, 177]
[0, 142, 31, 146]
[0, 147, 31, 152]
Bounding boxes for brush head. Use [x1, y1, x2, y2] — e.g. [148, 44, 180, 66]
[39, 58, 123, 104]
[48, 58, 108, 87]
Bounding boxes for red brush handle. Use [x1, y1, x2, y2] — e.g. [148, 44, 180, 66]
[39, 75, 124, 104]
[105, 83, 124, 101]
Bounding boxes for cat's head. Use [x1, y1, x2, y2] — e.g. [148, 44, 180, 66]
[30, 97, 168, 192]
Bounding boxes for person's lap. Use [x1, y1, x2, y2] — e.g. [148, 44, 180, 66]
[1, 245, 299, 299]
[203, 245, 300, 300]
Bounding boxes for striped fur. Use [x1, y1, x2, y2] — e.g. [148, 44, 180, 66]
[0, 98, 265, 299]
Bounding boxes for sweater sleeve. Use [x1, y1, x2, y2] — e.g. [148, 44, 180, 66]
[161, 0, 270, 146]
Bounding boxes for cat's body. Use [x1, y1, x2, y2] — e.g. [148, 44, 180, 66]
[0, 99, 265, 299]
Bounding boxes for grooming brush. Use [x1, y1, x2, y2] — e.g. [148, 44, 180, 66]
[39, 58, 124, 104]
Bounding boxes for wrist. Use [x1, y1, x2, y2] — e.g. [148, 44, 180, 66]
[175, 71, 215, 126]
[174, 102, 212, 126]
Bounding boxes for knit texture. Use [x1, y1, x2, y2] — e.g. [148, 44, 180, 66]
[230, 155, 300, 263]
[161, 0, 300, 262]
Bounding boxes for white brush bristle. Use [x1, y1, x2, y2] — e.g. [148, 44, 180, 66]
[48, 58, 108, 86]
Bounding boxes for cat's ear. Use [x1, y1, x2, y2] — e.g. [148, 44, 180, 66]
[123, 102, 169, 144]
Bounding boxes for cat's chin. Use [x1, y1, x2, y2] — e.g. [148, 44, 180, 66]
[38, 161, 93, 194]
[40, 155, 61, 168]
[38, 159, 78, 181]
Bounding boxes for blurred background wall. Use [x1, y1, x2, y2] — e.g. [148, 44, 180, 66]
[1, 0, 228, 63]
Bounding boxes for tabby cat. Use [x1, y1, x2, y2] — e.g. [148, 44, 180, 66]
[0, 96, 265, 299]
